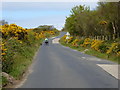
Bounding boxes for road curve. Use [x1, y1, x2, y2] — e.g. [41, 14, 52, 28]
[21, 32, 118, 88]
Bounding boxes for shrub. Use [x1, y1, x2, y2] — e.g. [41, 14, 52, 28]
[60, 35, 67, 42]
[67, 36, 74, 43]
[80, 38, 91, 47]
[2, 76, 8, 86]
[71, 39, 80, 46]
[1, 40, 15, 73]
[117, 51, 120, 56]
[107, 43, 120, 55]
[78, 39, 84, 45]
[91, 40, 104, 51]
[99, 43, 108, 53]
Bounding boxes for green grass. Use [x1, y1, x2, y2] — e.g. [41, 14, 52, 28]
[2, 76, 8, 87]
[10, 40, 43, 79]
[85, 48, 119, 63]
[60, 41, 119, 64]
[2, 38, 43, 79]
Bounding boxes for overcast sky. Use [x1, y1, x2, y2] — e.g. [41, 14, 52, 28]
[2, 2, 98, 30]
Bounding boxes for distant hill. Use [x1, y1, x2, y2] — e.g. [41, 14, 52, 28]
[0, 20, 8, 25]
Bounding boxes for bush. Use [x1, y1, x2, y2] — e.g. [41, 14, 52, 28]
[78, 39, 84, 45]
[67, 36, 74, 43]
[99, 43, 108, 53]
[2, 40, 15, 73]
[60, 35, 67, 42]
[80, 38, 91, 47]
[91, 40, 104, 51]
[107, 43, 120, 55]
[2, 76, 8, 86]
[71, 39, 80, 47]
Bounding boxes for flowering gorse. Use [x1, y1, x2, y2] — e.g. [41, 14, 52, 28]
[106, 43, 120, 55]
[71, 39, 79, 47]
[91, 40, 104, 52]
[66, 36, 74, 43]
[80, 38, 91, 47]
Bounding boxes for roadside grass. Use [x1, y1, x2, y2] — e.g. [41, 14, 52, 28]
[60, 41, 119, 64]
[85, 48, 119, 64]
[9, 45, 39, 79]
[2, 76, 8, 87]
[2, 38, 43, 87]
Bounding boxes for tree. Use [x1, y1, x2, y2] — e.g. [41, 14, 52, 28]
[64, 2, 120, 40]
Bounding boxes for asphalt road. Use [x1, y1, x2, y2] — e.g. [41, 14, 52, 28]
[21, 32, 118, 88]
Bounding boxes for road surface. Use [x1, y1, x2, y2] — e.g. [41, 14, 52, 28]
[21, 32, 118, 88]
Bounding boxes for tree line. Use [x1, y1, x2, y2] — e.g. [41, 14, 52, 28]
[33, 25, 58, 33]
[64, 2, 120, 40]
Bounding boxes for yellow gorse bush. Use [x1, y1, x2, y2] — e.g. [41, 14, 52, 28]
[99, 20, 107, 25]
[71, 39, 79, 47]
[1, 24, 56, 60]
[1, 24, 28, 40]
[106, 43, 119, 54]
[80, 38, 91, 47]
[34, 30, 55, 40]
[1, 24, 56, 41]
[49, 31, 55, 35]
[60, 32, 120, 58]
[117, 51, 120, 56]
[61, 35, 67, 42]
[0, 42, 7, 59]
[91, 40, 104, 51]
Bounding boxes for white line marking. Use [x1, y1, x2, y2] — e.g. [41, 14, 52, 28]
[73, 50, 77, 52]
[85, 57, 101, 61]
[82, 57, 86, 59]
[97, 64, 119, 79]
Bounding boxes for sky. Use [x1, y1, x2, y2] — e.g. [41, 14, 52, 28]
[2, 1, 99, 30]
